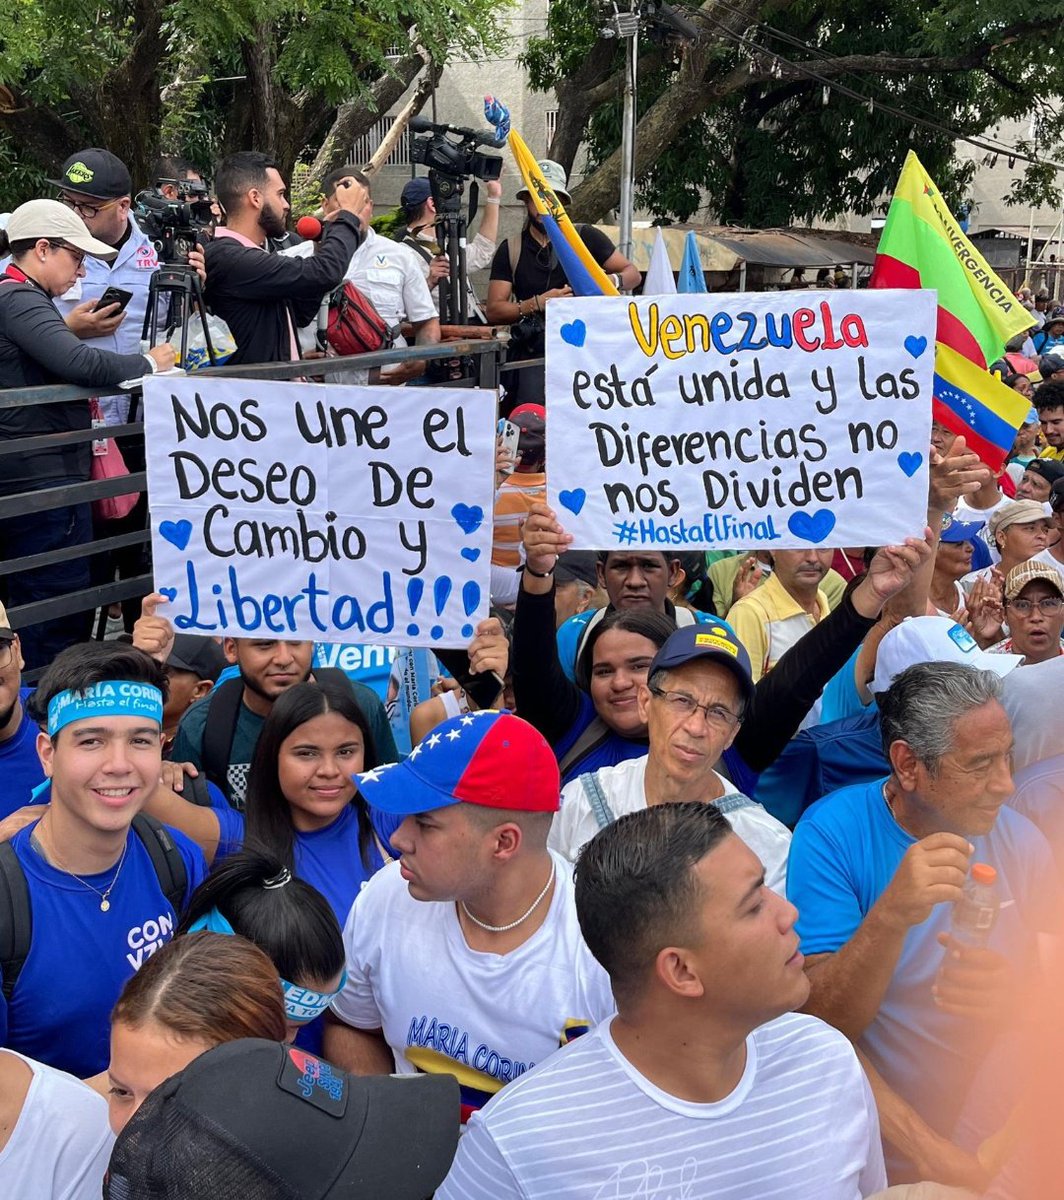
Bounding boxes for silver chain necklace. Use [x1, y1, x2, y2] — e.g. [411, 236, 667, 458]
[40, 829, 129, 913]
[460, 862, 557, 934]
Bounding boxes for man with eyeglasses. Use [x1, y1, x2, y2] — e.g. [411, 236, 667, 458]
[988, 562, 1064, 665]
[549, 623, 792, 893]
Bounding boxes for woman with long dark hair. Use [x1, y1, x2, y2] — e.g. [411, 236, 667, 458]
[178, 848, 346, 1053]
[146, 679, 399, 921]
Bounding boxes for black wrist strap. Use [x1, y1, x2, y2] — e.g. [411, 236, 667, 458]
[522, 563, 555, 578]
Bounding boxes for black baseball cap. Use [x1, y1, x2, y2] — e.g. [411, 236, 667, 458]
[1024, 459, 1064, 487]
[554, 551, 598, 588]
[167, 634, 226, 682]
[1051, 477, 1064, 512]
[1040, 352, 1064, 378]
[47, 148, 132, 199]
[648, 623, 755, 710]
[400, 178, 432, 214]
[104, 1039, 460, 1199]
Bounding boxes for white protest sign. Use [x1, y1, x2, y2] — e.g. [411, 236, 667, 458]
[144, 377, 495, 645]
[545, 289, 935, 550]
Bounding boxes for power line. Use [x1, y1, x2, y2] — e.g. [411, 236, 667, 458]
[679, 0, 1064, 172]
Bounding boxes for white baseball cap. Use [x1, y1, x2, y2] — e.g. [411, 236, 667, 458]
[5, 199, 118, 260]
[869, 616, 1022, 695]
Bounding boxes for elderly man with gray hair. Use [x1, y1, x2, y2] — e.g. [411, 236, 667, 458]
[788, 662, 1060, 1192]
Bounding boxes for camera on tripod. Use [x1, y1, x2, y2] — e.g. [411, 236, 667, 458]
[408, 116, 503, 214]
[133, 180, 215, 264]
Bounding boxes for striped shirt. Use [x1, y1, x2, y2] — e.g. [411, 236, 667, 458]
[437, 1012, 886, 1200]
[493, 472, 546, 567]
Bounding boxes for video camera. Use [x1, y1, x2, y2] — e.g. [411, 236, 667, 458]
[133, 179, 215, 265]
[408, 116, 503, 215]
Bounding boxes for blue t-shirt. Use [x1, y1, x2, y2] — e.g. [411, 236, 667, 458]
[816, 648, 867, 726]
[213, 801, 402, 925]
[787, 778, 1057, 1178]
[0, 819, 207, 1077]
[753, 707, 886, 829]
[0, 688, 46, 820]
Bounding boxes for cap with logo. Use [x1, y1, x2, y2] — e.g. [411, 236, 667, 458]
[1003, 559, 1064, 601]
[400, 177, 433, 214]
[939, 516, 992, 571]
[47, 148, 132, 200]
[356, 710, 560, 816]
[646, 623, 755, 710]
[515, 159, 571, 204]
[869, 615, 1022, 695]
[103, 1038, 459, 1200]
[4, 199, 119, 260]
[988, 499, 1051, 543]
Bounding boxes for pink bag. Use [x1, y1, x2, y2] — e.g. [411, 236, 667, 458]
[89, 399, 139, 521]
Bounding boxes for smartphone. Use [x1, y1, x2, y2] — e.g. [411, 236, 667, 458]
[497, 418, 521, 474]
[93, 286, 134, 314]
[433, 647, 505, 711]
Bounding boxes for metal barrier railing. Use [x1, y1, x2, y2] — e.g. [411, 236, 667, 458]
[0, 338, 539, 679]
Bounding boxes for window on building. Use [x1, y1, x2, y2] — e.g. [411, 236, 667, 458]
[546, 110, 558, 156]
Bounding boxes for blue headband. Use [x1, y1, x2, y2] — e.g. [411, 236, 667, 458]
[188, 907, 347, 1025]
[47, 681, 164, 737]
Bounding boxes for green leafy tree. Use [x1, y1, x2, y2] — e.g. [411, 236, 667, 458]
[0, 0, 503, 209]
[523, 0, 1064, 225]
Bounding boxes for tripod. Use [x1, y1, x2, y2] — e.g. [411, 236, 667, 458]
[142, 265, 217, 368]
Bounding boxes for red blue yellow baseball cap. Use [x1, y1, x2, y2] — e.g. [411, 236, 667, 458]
[356, 711, 560, 815]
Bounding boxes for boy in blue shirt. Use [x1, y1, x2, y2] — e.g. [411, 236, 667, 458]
[0, 642, 206, 1077]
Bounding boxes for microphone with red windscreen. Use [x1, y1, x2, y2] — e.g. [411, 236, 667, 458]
[295, 215, 323, 241]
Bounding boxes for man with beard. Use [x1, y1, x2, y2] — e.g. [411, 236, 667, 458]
[203, 152, 367, 365]
[485, 160, 638, 407]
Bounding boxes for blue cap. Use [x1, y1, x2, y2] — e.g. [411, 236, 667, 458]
[940, 517, 985, 544]
[400, 177, 432, 213]
[646, 623, 755, 709]
[356, 711, 560, 817]
[1024, 407, 1040, 425]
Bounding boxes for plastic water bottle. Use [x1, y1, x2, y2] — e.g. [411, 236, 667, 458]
[948, 863, 1000, 947]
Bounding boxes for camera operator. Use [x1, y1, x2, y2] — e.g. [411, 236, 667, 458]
[203, 152, 368, 366]
[398, 175, 502, 322]
[485, 160, 639, 407]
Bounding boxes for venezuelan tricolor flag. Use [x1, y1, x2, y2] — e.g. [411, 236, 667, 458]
[934, 344, 1032, 470]
[507, 130, 619, 297]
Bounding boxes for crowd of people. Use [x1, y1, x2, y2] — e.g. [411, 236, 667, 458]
[0, 141, 1062, 1199]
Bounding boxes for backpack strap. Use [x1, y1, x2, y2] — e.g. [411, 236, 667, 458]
[579, 770, 616, 831]
[182, 770, 213, 808]
[200, 677, 245, 804]
[506, 234, 523, 301]
[557, 715, 617, 780]
[0, 841, 31, 1003]
[131, 813, 188, 917]
[714, 792, 756, 815]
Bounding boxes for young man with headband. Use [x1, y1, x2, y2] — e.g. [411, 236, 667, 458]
[324, 711, 614, 1121]
[0, 643, 206, 1077]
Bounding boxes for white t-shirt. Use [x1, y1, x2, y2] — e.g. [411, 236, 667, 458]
[332, 855, 615, 1117]
[0, 1051, 114, 1200]
[437, 1012, 886, 1200]
[1033, 548, 1064, 575]
[550, 757, 791, 894]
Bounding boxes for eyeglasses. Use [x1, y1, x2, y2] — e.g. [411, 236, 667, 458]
[1005, 596, 1064, 615]
[57, 194, 119, 220]
[47, 240, 86, 269]
[648, 686, 741, 729]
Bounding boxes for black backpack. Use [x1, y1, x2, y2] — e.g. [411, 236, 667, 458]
[199, 668, 373, 807]
[0, 812, 188, 1001]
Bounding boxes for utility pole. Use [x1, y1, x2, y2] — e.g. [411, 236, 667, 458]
[602, 2, 641, 261]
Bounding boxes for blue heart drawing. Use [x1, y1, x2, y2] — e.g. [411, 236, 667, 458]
[450, 503, 484, 535]
[159, 519, 193, 551]
[788, 509, 837, 544]
[903, 335, 927, 359]
[159, 587, 177, 602]
[560, 320, 586, 348]
[460, 546, 481, 563]
[559, 488, 586, 516]
[897, 451, 923, 477]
